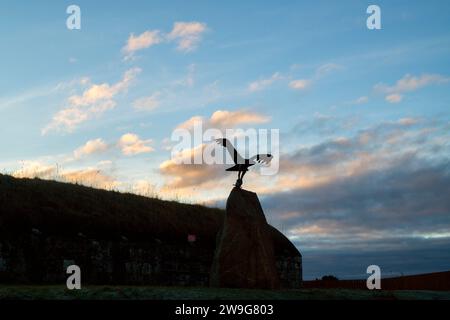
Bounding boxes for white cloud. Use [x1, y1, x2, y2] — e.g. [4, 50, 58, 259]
[62, 168, 120, 189]
[79, 77, 90, 86]
[74, 134, 155, 159]
[167, 21, 207, 52]
[209, 110, 270, 128]
[261, 63, 341, 92]
[375, 73, 449, 103]
[353, 96, 369, 104]
[123, 30, 162, 59]
[176, 116, 204, 130]
[122, 22, 207, 59]
[289, 79, 311, 90]
[397, 117, 419, 126]
[248, 72, 283, 92]
[159, 143, 223, 190]
[132, 180, 157, 196]
[380, 74, 448, 93]
[97, 160, 113, 167]
[13, 161, 57, 179]
[385, 93, 403, 104]
[12, 161, 119, 190]
[176, 109, 270, 131]
[133, 92, 161, 111]
[74, 138, 108, 159]
[42, 68, 141, 135]
[315, 63, 343, 77]
[118, 133, 154, 155]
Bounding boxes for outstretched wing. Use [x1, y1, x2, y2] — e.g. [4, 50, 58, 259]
[215, 138, 244, 164]
[250, 154, 273, 165]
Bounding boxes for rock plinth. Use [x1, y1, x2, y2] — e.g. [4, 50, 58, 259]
[210, 187, 280, 289]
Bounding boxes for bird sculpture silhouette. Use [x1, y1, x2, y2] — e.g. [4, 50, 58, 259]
[215, 138, 273, 188]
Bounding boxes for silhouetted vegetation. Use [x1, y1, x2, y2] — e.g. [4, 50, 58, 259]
[0, 174, 222, 246]
[0, 174, 298, 256]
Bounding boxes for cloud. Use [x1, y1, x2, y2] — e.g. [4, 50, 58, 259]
[68, 68, 140, 107]
[264, 157, 450, 249]
[42, 68, 141, 134]
[246, 63, 342, 93]
[123, 30, 162, 59]
[289, 79, 311, 90]
[13, 161, 58, 179]
[160, 144, 224, 189]
[172, 63, 196, 87]
[159, 110, 271, 198]
[97, 160, 113, 167]
[118, 133, 154, 155]
[165, 115, 432, 203]
[129, 64, 198, 115]
[248, 73, 283, 92]
[176, 116, 204, 130]
[288, 63, 342, 91]
[209, 110, 270, 128]
[74, 138, 108, 159]
[184, 114, 449, 275]
[381, 74, 448, 93]
[132, 180, 157, 197]
[258, 117, 450, 264]
[385, 93, 403, 103]
[122, 22, 207, 59]
[167, 21, 207, 52]
[375, 74, 449, 103]
[397, 117, 419, 126]
[176, 109, 270, 131]
[12, 161, 119, 190]
[353, 96, 369, 104]
[315, 63, 343, 77]
[0, 78, 89, 111]
[288, 113, 359, 141]
[61, 168, 120, 189]
[133, 92, 161, 111]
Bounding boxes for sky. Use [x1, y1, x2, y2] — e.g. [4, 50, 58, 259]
[1, 0, 450, 280]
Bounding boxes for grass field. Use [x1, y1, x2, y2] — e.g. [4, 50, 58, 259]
[0, 286, 449, 300]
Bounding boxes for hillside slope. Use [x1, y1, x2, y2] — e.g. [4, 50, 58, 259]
[0, 174, 299, 256]
[0, 174, 222, 246]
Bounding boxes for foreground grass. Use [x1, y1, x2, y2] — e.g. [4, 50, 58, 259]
[0, 286, 449, 300]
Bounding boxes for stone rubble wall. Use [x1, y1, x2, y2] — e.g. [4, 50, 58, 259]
[0, 233, 301, 287]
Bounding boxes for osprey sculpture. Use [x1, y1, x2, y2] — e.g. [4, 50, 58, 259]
[215, 138, 273, 188]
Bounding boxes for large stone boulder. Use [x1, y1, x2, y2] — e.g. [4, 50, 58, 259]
[210, 187, 280, 289]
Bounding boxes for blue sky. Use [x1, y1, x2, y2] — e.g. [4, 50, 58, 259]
[1, 0, 450, 279]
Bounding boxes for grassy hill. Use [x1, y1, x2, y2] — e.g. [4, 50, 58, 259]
[0, 174, 299, 255]
[0, 174, 222, 246]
